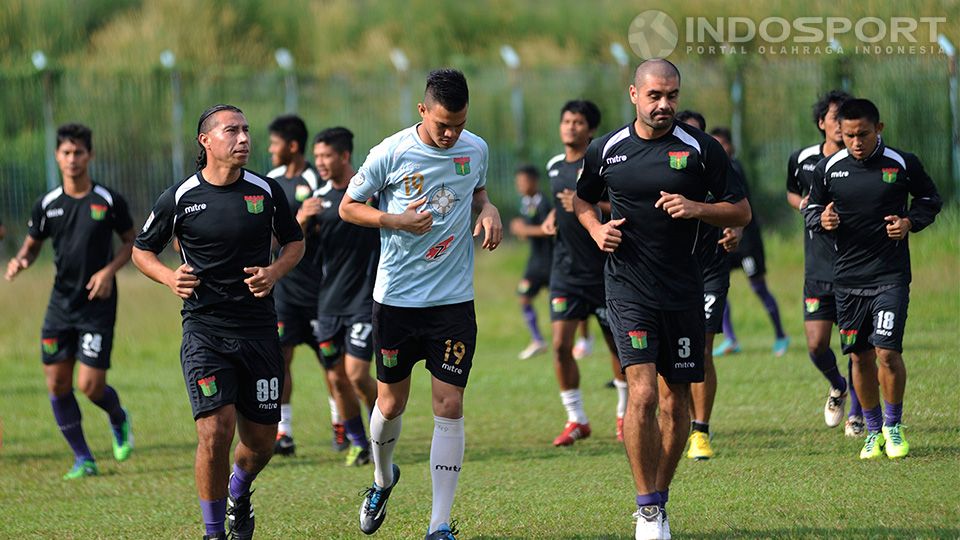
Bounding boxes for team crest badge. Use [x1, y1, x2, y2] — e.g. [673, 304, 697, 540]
[295, 184, 312, 201]
[629, 330, 648, 350]
[551, 297, 567, 313]
[881, 168, 899, 184]
[840, 329, 858, 346]
[197, 376, 218, 397]
[277, 322, 285, 338]
[805, 298, 820, 313]
[668, 151, 689, 170]
[90, 204, 108, 221]
[320, 341, 338, 357]
[453, 156, 470, 175]
[42, 337, 59, 355]
[381, 349, 399, 368]
[517, 279, 531, 295]
[244, 195, 265, 214]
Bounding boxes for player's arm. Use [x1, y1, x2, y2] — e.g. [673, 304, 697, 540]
[85, 227, 135, 300]
[540, 209, 557, 236]
[786, 153, 806, 210]
[472, 187, 502, 251]
[340, 193, 432, 234]
[886, 154, 943, 240]
[132, 247, 199, 299]
[656, 193, 751, 228]
[510, 219, 550, 239]
[803, 159, 836, 232]
[575, 139, 624, 251]
[5, 234, 43, 281]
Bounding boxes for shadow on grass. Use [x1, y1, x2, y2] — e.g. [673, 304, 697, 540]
[473, 527, 960, 539]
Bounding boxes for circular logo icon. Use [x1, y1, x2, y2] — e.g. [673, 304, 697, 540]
[429, 185, 460, 218]
[628, 10, 679, 59]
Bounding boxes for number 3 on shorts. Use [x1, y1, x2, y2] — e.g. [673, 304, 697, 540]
[678, 337, 691, 359]
[256, 377, 280, 402]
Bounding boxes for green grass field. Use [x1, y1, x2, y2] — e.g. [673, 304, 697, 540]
[1, 209, 958, 539]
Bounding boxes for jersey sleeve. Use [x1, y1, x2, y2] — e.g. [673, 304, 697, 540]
[904, 153, 942, 233]
[803, 158, 830, 232]
[576, 138, 606, 204]
[134, 187, 176, 253]
[703, 138, 744, 205]
[270, 178, 304, 245]
[347, 141, 391, 202]
[111, 190, 135, 234]
[27, 197, 48, 240]
[475, 140, 488, 191]
[786, 151, 802, 195]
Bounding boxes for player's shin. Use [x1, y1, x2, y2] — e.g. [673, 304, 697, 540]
[429, 416, 464, 534]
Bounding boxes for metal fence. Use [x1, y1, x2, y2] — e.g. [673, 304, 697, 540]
[1, 54, 957, 247]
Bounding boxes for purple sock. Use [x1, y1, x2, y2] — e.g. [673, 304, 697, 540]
[199, 497, 226, 536]
[344, 414, 369, 449]
[229, 463, 258, 499]
[809, 349, 846, 392]
[863, 405, 883, 433]
[721, 302, 737, 342]
[50, 392, 94, 462]
[91, 385, 127, 427]
[522, 304, 543, 343]
[883, 401, 903, 427]
[657, 489, 669, 511]
[749, 277, 786, 339]
[847, 359, 863, 418]
[636, 492, 660, 508]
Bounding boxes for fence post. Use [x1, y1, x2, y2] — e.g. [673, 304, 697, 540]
[938, 35, 959, 200]
[390, 49, 412, 127]
[610, 42, 632, 123]
[161, 50, 184, 181]
[500, 45, 524, 153]
[275, 48, 298, 113]
[33, 51, 57, 191]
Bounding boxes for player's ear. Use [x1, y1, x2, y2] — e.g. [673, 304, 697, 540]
[876, 122, 884, 135]
[417, 102, 427, 119]
[198, 132, 210, 150]
[290, 140, 300, 155]
[629, 85, 639, 105]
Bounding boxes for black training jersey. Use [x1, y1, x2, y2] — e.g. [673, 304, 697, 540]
[578, 121, 746, 310]
[135, 169, 304, 338]
[805, 141, 942, 290]
[548, 154, 605, 288]
[787, 143, 837, 283]
[520, 191, 553, 278]
[313, 184, 379, 316]
[268, 166, 323, 307]
[28, 183, 133, 310]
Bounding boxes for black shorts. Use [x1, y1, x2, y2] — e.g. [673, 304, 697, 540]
[517, 273, 549, 298]
[314, 313, 374, 368]
[549, 283, 609, 328]
[803, 279, 837, 322]
[729, 226, 766, 278]
[276, 301, 319, 351]
[835, 285, 909, 354]
[703, 289, 728, 335]
[372, 301, 477, 388]
[607, 298, 705, 384]
[180, 331, 284, 424]
[41, 327, 114, 369]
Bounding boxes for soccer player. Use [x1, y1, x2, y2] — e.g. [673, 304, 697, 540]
[309, 126, 378, 466]
[4, 123, 135, 480]
[805, 98, 941, 460]
[543, 99, 628, 445]
[710, 127, 790, 357]
[786, 90, 866, 435]
[509, 164, 552, 360]
[675, 110, 743, 461]
[266, 115, 364, 459]
[341, 69, 501, 540]
[575, 59, 750, 539]
[132, 104, 304, 539]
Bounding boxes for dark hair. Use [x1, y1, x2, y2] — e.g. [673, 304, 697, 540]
[515, 164, 540, 180]
[268, 114, 308, 154]
[560, 100, 602, 130]
[836, 98, 880, 125]
[196, 104, 243, 170]
[56, 123, 92, 152]
[313, 126, 354, 155]
[709, 127, 732, 142]
[812, 90, 853, 136]
[424, 69, 469, 112]
[676, 110, 706, 131]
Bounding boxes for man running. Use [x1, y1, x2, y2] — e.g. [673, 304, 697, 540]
[509, 164, 552, 360]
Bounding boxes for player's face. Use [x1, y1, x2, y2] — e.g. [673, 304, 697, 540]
[313, 142, 349, 181]
[200, 111, 250, 167]
[840, 118, 883, 160]
[713, 135, 734, 158]
[559, 111, 593, 148]
[268, 133, 294, 167]
[418, 101, 467, 149]
[515, 173, 537, 196]
[630, 74, 679, 133]
[819, 103, 843, 145]
[55, 140, 92, 180]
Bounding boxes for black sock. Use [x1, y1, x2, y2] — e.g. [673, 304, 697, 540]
[691, 421, 710, 434]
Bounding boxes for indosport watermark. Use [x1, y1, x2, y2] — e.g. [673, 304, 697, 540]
[627, 11, 948, 58]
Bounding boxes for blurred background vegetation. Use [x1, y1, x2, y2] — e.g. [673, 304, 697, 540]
[1, 0, 958, 242]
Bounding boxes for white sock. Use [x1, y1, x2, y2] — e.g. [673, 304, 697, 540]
[614, 379, 628, 418]
[279, 403, 293, 435]
[560, 389, 588, 424]
[369, 402, 402, 487]
[329, 396, 340, 424]
[430, 416, 464, 533]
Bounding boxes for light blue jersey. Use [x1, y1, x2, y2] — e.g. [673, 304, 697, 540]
[347, 125, 488, 308]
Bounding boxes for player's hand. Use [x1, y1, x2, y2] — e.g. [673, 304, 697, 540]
[297, 197, 323, 224]
[509, 217, 526, 239]
[821, 202, 839, 230]
[655, 191, 700, 219]
[541, 211, 557, 236]
[474, 203, 502, 251]
[590, 218, 626, 252]
[719, 227, 742, 252]
[4, 257, 29, 281]
[885, 215, 912, 240]
[168, 263, 200, 299]
[395, 197, 433, 235]
[85, 268, 115, 300]
[556, 189, 576, 212]
[799, 195, 810, 211]
[243, 266, 277, 298]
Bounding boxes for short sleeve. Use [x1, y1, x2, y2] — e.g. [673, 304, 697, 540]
[27, 197, 48, 240]
[134, 187, 176, 253]
[576, 138, 605, 204]
[111, 191, 134, 234]
[475, 140, 488, 190]
[346, 142, 390, 202]
[703, 138, 744, 205]
[803, 158, 830, 232]
[270, 178, 304, 245]
[786, 151, 802, 195]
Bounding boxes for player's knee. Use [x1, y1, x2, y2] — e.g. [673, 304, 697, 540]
[807, 339, 830, 356]
[627, 388, 657, 418]
[78, 378, 104, 401]
[432, 393, 463, 418]
[875, 348, 903, 369]
[47, 378, 72, 396]
[377, 396, 407, 419]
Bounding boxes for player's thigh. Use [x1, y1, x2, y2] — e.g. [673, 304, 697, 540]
[803, 279, 838, 322]
[344, 315, 374, 362]
[431, 376, 465, 418]
[606, 298, 661, 373]
[75, 328, 113, 370]
[835, 290, 874, 355]
[315, 315, 348, 369]
[40, 326, 76, 366]
[181, 332, 241, 421]
[372, 302, 423, 385]
[76, 363, 108, 397]
[703, 289, 727, 336]
[657, 307, 706, 384]
[423, 302, 477, 389]
[868, 286, 909, 354]
[234, 337, 284, 426]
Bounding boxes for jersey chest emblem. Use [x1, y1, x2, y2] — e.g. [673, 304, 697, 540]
[295, 184, 311, 201]
[668, 151, 690, 170]
[428, 185, 460, 217]
[425, 234, 455, 261]
[453, 156, 470, 175]
[881, 168, 899, 184]
[90, 204, 108, 221]
[244, 195, 265, 214]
